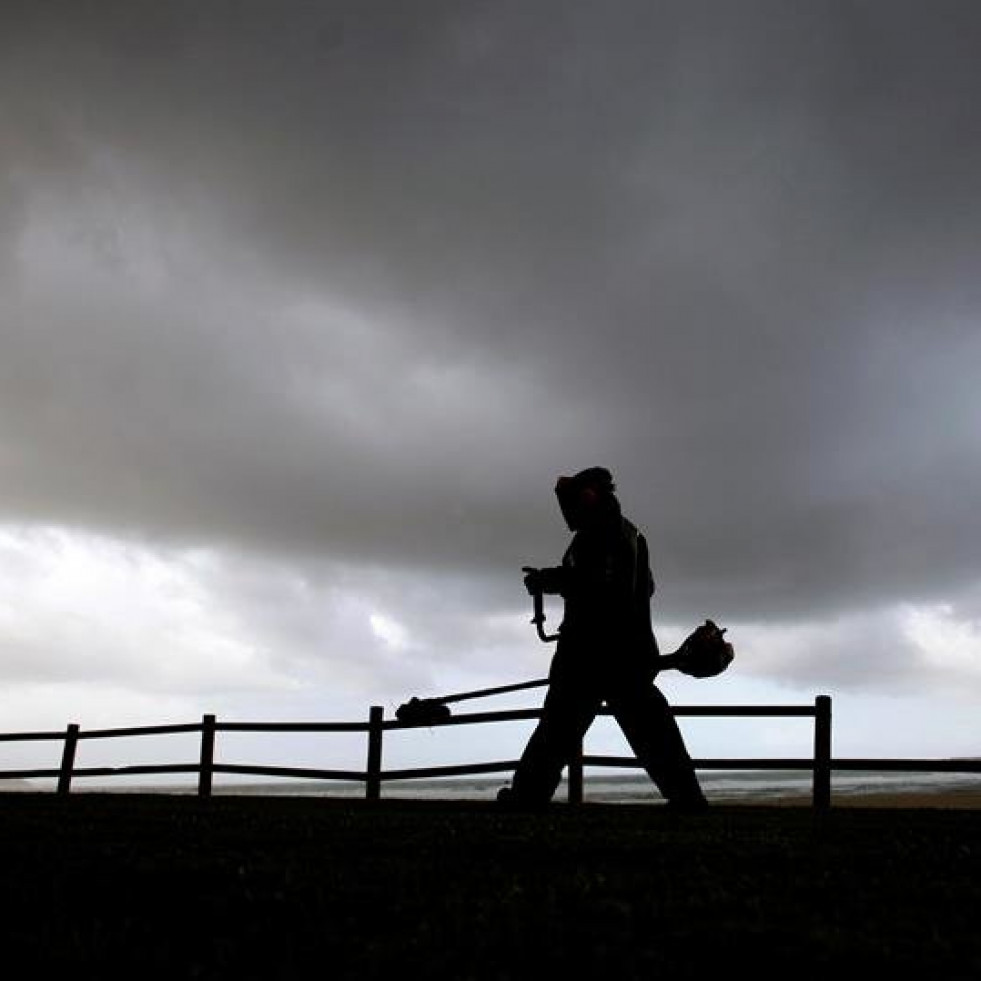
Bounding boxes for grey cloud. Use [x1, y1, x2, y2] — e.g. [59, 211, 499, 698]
[1, 0, 980, 631]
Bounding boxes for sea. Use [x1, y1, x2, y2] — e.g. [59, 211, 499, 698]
[266, 770, 981, 804]
[37, 768, 978, 803]
[4, 764, 980, 802]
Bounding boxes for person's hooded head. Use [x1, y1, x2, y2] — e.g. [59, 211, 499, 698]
[554, 467, 621, 531]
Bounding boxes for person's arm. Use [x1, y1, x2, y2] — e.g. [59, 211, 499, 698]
[556, 529, 636, 623]
[652, 650, 685, 672]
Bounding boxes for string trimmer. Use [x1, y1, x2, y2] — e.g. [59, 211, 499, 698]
[396, 572, 734, 725]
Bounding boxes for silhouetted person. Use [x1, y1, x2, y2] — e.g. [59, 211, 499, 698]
[498, 467, 708, 811]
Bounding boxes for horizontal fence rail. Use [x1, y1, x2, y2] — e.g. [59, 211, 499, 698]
[1, 695, 978, 809]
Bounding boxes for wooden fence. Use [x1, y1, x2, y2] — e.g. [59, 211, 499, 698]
[1, 695, 978, 808]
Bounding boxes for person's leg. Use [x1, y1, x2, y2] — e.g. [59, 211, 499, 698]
[607, 681, 707, 808]
[503, 675, 601, 805]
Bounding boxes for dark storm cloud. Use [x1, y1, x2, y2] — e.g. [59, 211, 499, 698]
[2, 0, 980, 626]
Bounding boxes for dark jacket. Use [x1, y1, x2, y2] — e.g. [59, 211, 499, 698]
[539, 509, 659, 673]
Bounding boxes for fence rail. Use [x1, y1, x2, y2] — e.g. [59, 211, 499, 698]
[1, 695, 978, 808]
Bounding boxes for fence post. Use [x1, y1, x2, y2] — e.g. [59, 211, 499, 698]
[813, 695, 832, 810]
[198, 714, 216, 797]
[366, 705, 384, 800]
[568, 738, 584, 804]
[57, 723, 80, 795]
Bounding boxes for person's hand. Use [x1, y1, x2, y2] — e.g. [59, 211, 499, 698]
[522, 566, 542, 595]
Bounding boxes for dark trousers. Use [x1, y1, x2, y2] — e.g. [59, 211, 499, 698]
[510, 653, 704, 804]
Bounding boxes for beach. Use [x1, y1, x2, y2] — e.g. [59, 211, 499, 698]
[788, 787, 981, 809]
[0, 791, 978, 978]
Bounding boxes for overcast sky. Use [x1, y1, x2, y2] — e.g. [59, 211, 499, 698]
[1, 1, 980, 781]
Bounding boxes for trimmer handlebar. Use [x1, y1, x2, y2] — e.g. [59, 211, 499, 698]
[523, 566, 560, 643]
[530, 589, 560, 643]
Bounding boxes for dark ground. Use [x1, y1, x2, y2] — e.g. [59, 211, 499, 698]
[1, 794, 978, 979]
